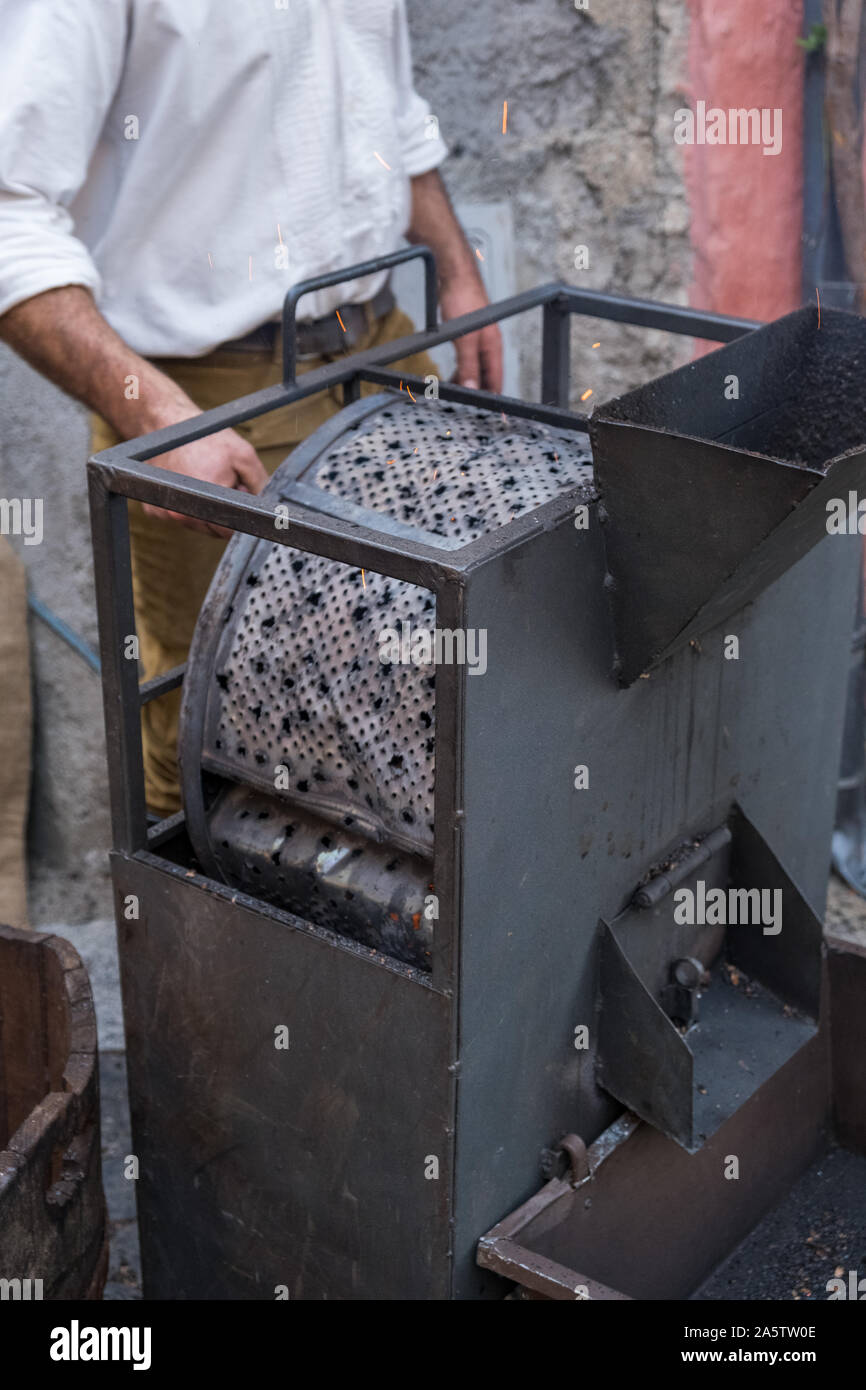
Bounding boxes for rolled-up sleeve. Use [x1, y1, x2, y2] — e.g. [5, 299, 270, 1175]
[392, 0, 448, 178]
[0, 0, 127, 318]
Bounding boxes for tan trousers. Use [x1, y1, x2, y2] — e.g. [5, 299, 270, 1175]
[90, 305, 438, 816]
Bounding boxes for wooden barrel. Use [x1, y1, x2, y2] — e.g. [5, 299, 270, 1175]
[0, 924, 107, 1299]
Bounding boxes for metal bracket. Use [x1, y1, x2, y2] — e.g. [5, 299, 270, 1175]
[540, 1132, 590, 1187]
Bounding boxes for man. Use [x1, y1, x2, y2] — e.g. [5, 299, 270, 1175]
[0, 0, 502, 815]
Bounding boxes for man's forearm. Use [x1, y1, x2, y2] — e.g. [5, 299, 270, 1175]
[405, 168, 503, 392]
[0, 285, 198, 438]
[406, 169, 482, 288]
[0, 283, 268, 534]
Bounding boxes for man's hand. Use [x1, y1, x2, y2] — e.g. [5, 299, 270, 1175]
[0, 286, 269, 538]
[439, 273, 504, 394]
[141, 416, 269, 539]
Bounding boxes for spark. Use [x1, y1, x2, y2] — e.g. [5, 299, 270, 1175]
[277, 223, 283, 245]
[414, 447, 419, 454]
[406, 384, 416, 402]
[502, 101, 508, 134]
[581, 388, 593, 402]
[373, 151, 392, 170]
[816, 286, 821, 329]
[591, 341, 600, 349]
[433, 469, 438, 480]
[387, 458, 394, 466]
[207, 252, 214, 270]
[336, 309, 346, 333]
[475, 247, 485, 262]
[361, 569, 366, 589]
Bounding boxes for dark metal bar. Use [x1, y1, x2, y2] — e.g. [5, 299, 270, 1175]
[359, 367, 590, 434]
[86, 472, 147, 853]
[88, 458, 462, 587]
[343, 374, 361, 406]
[282, 244, 439, 385]
[147, 809, 187, 850]
[139, 663, 186, 706]
[541, 294, 571, 407]
[94, 283, 758, 470]
[431, 572, 465, 999]
[633, 825, 732, 909]
[477, 1235, 629, 1301]
[559, 287, 761, 341]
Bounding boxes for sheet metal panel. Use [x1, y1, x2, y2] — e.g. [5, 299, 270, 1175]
[453, 515, 857, 1298]
[112, 852, 453, 1300]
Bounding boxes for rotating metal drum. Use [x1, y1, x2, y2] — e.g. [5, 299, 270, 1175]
[179, 392, 593, 968]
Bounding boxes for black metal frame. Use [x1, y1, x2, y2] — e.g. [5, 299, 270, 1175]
[87, 247, 759, 926]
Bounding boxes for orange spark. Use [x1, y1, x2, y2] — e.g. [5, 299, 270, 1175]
[502, 101, 508, 134]
[277, 223, 283, 245]
[361, 569, 366, 589]
[406, 384, 416, 402]
[373, 151, 392, 170]
[581, 388, 593, 402]
[475, 247, 485, 262]
[591, 341, 600, 349]
[336, 309, 346, 333]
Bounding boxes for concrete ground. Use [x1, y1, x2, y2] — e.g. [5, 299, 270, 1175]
[52, 873, 866, 1302]
[99, 1052, 142, 1301]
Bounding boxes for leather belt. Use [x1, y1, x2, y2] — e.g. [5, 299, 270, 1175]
[221, 283, 395, 357]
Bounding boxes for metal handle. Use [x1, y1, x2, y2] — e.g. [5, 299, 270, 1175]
[281, 245, 438, 386]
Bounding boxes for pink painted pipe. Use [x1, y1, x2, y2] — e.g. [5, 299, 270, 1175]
[683, 0, 805, 328]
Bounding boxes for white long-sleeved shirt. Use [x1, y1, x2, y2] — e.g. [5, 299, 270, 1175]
[0, 0, 448, 356]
